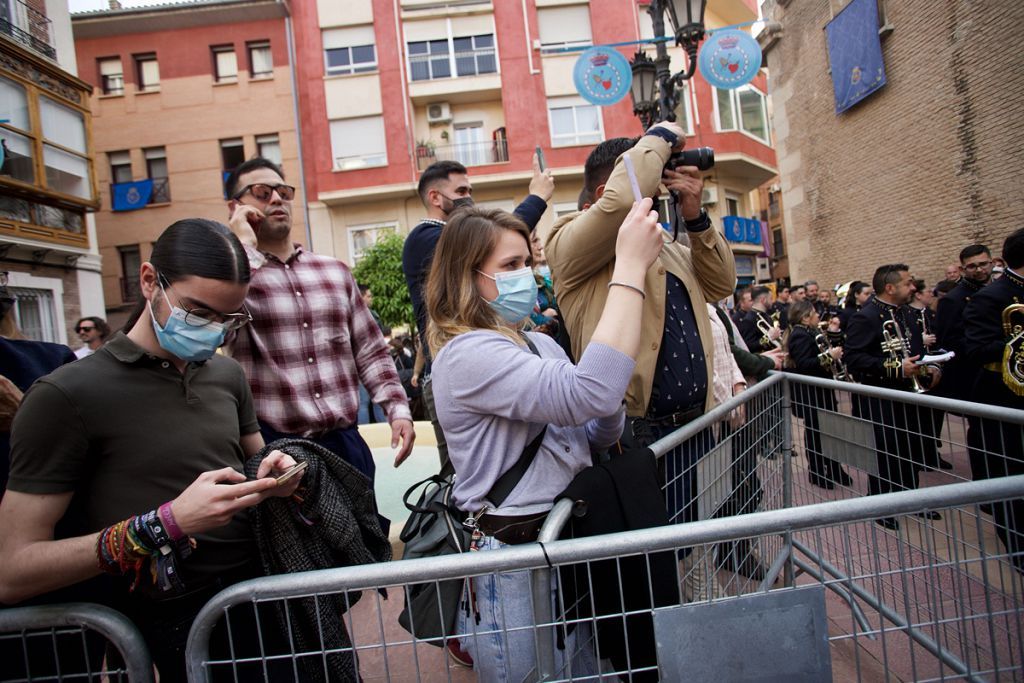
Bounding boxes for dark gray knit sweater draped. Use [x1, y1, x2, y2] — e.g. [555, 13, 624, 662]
[244, 439, 392, 683]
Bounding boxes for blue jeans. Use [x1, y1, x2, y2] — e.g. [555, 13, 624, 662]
[357, 383, 387, 424]
[456, 536, 598, 683]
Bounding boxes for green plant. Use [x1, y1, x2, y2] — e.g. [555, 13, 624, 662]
[351, 232, 416, 332]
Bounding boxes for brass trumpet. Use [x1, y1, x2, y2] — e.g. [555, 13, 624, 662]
[1001, 303, 1024, 396]
[757, 315, 782, 351]
[881, 314, 926, 393]
[815, 332, 849, 381]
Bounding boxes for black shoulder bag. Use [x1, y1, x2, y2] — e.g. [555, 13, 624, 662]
[397, 336, 547, 643]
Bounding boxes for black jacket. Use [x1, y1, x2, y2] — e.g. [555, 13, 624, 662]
[784, 324, 838, 417]
[737, 309, 776, 352]
[963, 270, 1024, 411]
[557, 451, 679, 683]
[844, 297, 915, 391]
[935, 278, 987, 400]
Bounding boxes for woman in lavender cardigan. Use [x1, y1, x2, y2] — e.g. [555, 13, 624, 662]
[424, 200, 664, 682]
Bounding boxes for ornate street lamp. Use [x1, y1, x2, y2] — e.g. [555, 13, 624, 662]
[663, 0, 707, 81]
[630, 0, 708, 128]
[629, 51, 658, 130]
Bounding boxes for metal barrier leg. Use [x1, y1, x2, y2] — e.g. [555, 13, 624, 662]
[792, 538, 985, 683]
[533, 499, 575, 681]
[791, 555, 874, 638]
[781, 375, 796, 588]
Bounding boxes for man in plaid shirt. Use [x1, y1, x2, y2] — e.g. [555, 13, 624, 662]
[224, 159, 415, 483]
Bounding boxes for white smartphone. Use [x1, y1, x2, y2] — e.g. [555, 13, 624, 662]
[275, 460, 308, 485]
[622, 155, 643, 204]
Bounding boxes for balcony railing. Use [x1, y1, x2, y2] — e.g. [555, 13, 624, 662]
[149, 177, 171, 204]
[120, 275, 140, 303]
[416, 138, 509, 171]
[0, 0, 56, 60]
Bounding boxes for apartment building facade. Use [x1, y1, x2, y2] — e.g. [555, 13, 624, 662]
[293, 0, 778, 284]
[72, 0, 302, 329]
[1, 0, 102, 345]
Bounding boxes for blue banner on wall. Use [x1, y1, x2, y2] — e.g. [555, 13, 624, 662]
[112, 179, 153, 211]
[723, 216, 762, 245]
[825, 0, 887, 114]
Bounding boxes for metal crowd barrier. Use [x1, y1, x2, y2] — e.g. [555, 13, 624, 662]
[0, 602, 153, 682]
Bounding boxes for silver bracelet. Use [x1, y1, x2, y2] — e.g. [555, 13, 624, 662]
[607, 281, 646, 299]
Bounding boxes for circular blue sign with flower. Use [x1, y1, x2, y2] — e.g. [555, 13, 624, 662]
[573, 47, 632, 106]
[698, 29, 762, 89]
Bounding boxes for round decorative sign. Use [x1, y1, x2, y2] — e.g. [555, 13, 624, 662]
[573, 47, 632, 106]
[698, 29, 762, 89]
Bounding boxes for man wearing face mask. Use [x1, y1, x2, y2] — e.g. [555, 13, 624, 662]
[402, 157, 554, 468]
[224, 158, 414, 489]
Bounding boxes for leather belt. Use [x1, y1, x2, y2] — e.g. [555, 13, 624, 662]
[477, 511, 548, 545]
[642, 405, 704, 429]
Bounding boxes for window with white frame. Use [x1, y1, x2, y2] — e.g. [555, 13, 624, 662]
[408, 33, 496, 81]
[98, 57, 123, 95]
[109, 150, 132, 184]
[674, 81, 694, 135]
[323, 26, 377, 76]
[212, 45, 238, 83]
[547, 96, 603, 147]
[40, 95, 91, 200]
[7, 271, 65, 344]
[256, 134, 281, 165]
[347, 223, 397, 264]
[248, 42, 273, 78]
[330, 116, 387, 171]
[135, 53, 160, 91]
[715, 85, 769, 143]
[537, 5, 592, 49]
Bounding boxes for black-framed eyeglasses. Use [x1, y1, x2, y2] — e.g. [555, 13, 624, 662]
[233, 183, 296, 202]
[964, 260, 992, 271]
[159, 276, 252, 331]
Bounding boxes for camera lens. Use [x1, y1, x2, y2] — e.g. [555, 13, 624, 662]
[676, 147, 715, 171]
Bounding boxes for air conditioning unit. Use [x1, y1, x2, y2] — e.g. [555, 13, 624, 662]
[768, 183, 781, 193]
[426, 102, 452, 125]
[701, 185, 719, 205]
[756, 256, 771, 281]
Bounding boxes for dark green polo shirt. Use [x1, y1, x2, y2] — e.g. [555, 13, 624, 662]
[8, 332, 261, 587]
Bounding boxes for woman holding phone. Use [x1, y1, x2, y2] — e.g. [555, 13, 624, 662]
[424, 199, 664, 681]
[0, 219, 304, 682]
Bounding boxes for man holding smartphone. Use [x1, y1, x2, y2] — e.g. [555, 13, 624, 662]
[224, 158, 415, 487]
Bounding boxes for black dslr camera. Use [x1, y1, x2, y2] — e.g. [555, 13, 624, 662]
[666, 147, 715, 172]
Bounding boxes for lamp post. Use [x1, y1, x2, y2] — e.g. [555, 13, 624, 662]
[629, 0, 707, 129]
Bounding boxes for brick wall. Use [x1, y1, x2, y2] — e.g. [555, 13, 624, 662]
[764, 0, 1024, 291]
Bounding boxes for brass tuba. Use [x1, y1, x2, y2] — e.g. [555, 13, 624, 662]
[881, 314, 926, 393]
[1001, 303, 1024, 396]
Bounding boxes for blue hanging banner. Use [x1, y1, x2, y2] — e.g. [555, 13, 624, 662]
[112, 179, 153, 212]
[744, 217, 761, 244]
[698, 29, 761, 90]
[722, 216, 744, 242]
[825, 0, 886, 114]
[573, 47, 632, 106]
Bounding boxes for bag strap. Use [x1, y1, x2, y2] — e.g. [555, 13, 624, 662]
[485, 334, 547, 509]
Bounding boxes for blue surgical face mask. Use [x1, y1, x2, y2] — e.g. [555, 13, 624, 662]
[149, 286, 227, 362]
[477, 266, 538, 323]
[537, 264, 551, 281]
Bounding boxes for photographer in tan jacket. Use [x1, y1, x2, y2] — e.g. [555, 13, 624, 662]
[545, 122, 737, 565]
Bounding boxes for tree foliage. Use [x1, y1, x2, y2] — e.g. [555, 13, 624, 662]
[351, 233, 416, 332]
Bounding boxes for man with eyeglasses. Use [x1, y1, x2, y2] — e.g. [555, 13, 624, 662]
[72, 317, 110, 360]
[223, 158, 414, 492]
[934, 244, 993, 481]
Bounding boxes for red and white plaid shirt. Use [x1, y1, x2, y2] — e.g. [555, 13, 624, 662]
[226, 245, 410, 436]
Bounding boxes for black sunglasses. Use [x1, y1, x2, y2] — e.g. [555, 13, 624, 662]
[76, 325, 96, 332]
[233, 183, 296, 202]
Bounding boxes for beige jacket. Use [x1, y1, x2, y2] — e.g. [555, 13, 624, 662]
[544, 135, 737, 417]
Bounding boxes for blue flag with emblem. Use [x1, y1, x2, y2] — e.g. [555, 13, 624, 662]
[722, 216, 744, 242]
[112, 179, 153, 211]
[825, 0, 886, 114]
[744, 218, 761, 244]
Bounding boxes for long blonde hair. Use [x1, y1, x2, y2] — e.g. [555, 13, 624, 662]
[425, 208, 532, 356]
